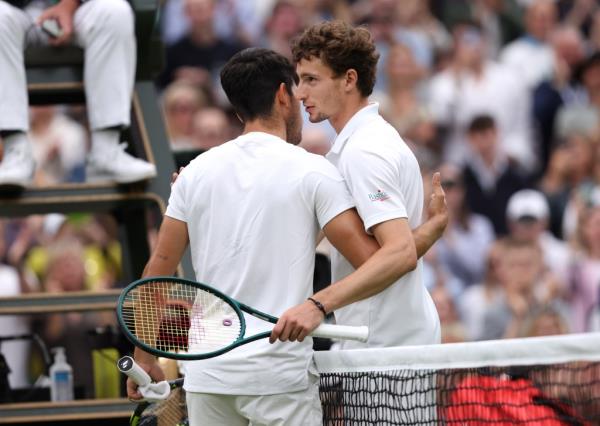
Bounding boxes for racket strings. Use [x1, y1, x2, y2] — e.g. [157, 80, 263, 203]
[137, 384, 187, 426]
[121, 281, 242, 355]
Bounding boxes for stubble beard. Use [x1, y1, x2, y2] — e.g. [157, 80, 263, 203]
[308, 111, 329, 124]
[287, 112, 303, 146]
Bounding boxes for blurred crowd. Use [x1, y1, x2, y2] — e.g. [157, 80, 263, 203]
[2, 0, 600, 396]
[154, 0, 600, 345]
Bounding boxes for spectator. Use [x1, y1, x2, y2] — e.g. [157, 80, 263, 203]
[553, 52, 600, 141]
[435, 0, 523, 57]
[372, 42, 439, 164]
[481, 238, 562, 340]
[357, 0, 436, 92]
[428, 21, 535, 171]
[0, 0, 157, 188]
[540, 141, 577, 238]
[471, 0, 524, 59]
[213, 0, 274, 46]
[558, 131, 600, 239]
[162, 81, 207, 151]
[458, 239, 506, 341]
[532, 25, 586, 173]
[260, 1, 304, 60]
[568, 198, 600, 333]
[393, 0, 452, 65]
[430, 285, 468, 343]
[462, 115, 530, 235]
[506, 189, 571, 285]
[190, 107, 230, 152]
[500, 0, 558, 89]
[157, 0, 246, 89]
[518, 303, 570, 337]
[28, 106, 87, 185]
[38, 238, 116, 398]
[159, 0, 189, 46]
[435, 163, 496, 288]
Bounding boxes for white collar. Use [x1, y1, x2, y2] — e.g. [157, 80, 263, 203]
[234, 131, 286, 145]
[329, 103, 380, 155]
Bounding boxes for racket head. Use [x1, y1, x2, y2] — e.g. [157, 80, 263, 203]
[117, 276, 247, 360]
[130, 378, 186, 426]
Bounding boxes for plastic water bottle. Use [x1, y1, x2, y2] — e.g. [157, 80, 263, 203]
[49, 347, 74, 401]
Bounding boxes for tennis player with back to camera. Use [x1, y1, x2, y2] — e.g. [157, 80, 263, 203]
[128, 48, 447, 425]
[273, 20, 444, 349]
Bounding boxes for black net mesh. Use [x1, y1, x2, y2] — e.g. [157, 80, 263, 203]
[319, 362, 600, 425]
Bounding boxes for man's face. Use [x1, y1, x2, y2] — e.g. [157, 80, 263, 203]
[454, 27, 485, 68]
[500, 247, 542, 292]
[184, 0, 214, 27]
[509, 217, 545, 243]
[295, 57, 345, 124]
[468, 128, 497, 159]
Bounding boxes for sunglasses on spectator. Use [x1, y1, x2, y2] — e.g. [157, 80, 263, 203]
[515, 215, 540, 224]
[441, 180, 461, 189]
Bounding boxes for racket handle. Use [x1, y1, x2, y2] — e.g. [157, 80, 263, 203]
[117, 356, 151, 386]
[311, 324, 369, 342]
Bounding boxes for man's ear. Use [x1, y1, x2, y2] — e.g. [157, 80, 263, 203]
[343, 69, 359, 93]
[275, 83, 290, 107]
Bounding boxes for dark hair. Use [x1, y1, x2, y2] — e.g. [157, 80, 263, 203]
[467, 114, 496, 134]
[575, 51, 600, 83]
[220, 48, 298, 122]
[291, 20, 380, 97]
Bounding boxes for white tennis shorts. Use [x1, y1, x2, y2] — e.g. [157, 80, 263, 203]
[186, 372, 322, 426]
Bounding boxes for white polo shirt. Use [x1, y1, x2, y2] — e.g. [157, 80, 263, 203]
[165, 131, 355, 395]
[326, 103, 441, 348]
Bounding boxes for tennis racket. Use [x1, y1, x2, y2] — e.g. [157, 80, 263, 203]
[118, 356, 187, 426]
[116, 276, 368, 360]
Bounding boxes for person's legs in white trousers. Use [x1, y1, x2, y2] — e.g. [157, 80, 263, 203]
[0, 0, 156, 187]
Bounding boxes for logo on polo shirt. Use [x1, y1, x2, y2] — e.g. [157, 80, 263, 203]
[368, 189, 390, 202]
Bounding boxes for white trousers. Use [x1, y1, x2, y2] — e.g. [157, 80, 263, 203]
[0, 0, 136, 131]
[185, 376, 322, 426]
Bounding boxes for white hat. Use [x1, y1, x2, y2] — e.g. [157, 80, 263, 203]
[506, 189, 549, 221]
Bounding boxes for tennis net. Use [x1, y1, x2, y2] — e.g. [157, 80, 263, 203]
[314, 333, 600, 425]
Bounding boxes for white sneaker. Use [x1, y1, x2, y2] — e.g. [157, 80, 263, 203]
[86, 143, 157, 184]
[0, 140, 35, 189]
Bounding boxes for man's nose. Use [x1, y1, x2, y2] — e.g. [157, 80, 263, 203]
[294, 83, 306, 100]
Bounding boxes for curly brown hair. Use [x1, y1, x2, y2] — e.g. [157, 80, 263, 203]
[291, 20, 380, 97]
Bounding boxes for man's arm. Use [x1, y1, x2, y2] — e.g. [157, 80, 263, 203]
[270, 209, 416, 342]
[127, 216, 189, 400]
[317, 172, 448, 266]
[270, 173, 447, 343]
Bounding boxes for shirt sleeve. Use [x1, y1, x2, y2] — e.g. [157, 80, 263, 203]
[341, 146, 408, 233]
[303, 164, 355, 230]
[165, 171, 188, 223]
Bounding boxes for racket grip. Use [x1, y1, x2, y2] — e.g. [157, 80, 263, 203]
[117, 356, 151, 386]
[311, 324, 369, 342]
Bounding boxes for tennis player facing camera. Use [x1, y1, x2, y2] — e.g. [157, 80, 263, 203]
[278, 20, 443, 349]
[129, 48, 446, 425]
